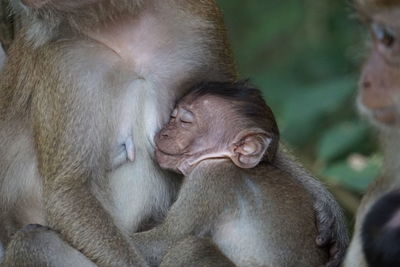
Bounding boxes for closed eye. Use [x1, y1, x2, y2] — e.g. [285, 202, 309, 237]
[180, 110, 194, 123]
[180, 119, 192, 124]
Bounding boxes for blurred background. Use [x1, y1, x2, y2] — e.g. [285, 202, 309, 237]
[217, 0, 381, 223]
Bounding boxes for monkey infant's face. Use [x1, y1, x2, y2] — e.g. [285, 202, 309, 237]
[357, 6, 400, 128]
[154, 94, 272, 175]
[154, 95, 231, 175]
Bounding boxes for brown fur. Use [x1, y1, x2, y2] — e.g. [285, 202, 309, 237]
[131, 89, 328, 266]
[0, 1, 235, 266]
[345, 1, 400, 266]
[0, 1, 346, 266]
[356, 0, 400, 9]
[134, 161, 328, 267]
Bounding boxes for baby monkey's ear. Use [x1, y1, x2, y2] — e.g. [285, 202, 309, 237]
[230, 129, 271, 169]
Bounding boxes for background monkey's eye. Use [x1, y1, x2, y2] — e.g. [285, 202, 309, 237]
[371, 23, 396, 48]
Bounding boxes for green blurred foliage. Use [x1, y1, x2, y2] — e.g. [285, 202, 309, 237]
[217, 0, 382, 209]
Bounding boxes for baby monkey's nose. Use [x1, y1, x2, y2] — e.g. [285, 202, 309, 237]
[158, 130, 170, 140]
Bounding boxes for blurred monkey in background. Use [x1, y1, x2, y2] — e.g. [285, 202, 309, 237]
[345, 0, 400, 266]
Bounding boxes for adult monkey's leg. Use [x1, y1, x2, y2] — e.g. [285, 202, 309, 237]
[2, 224, 96, 267]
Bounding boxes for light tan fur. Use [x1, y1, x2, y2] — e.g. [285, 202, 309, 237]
[133, 160, 329, 267]
[345, 0, 400, 265]
[0, 0, 235, 266]
[0, 0, 347, 266]
[344, 132, 400, 266]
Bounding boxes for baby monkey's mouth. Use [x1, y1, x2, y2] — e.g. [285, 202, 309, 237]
[155, 146, 183, 157]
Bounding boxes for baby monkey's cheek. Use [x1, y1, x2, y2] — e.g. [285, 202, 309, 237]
[157, 139, 185, 155]
[154, 150, 182, 172]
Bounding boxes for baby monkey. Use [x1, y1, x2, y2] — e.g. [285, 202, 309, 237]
[133, 81, 327, 266]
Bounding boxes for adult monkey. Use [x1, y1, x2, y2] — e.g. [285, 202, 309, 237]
[0, 0, 347, 266]
[344, 0, 400, 266]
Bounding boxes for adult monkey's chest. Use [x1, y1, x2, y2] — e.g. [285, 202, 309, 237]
[100, 2, 217, 233]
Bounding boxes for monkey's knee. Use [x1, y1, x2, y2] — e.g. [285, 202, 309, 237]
[362, 191, 400, 267]
[2, 224, 55, 267]
[3, 224, 95, 267]
[160, 236, 234, 267]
